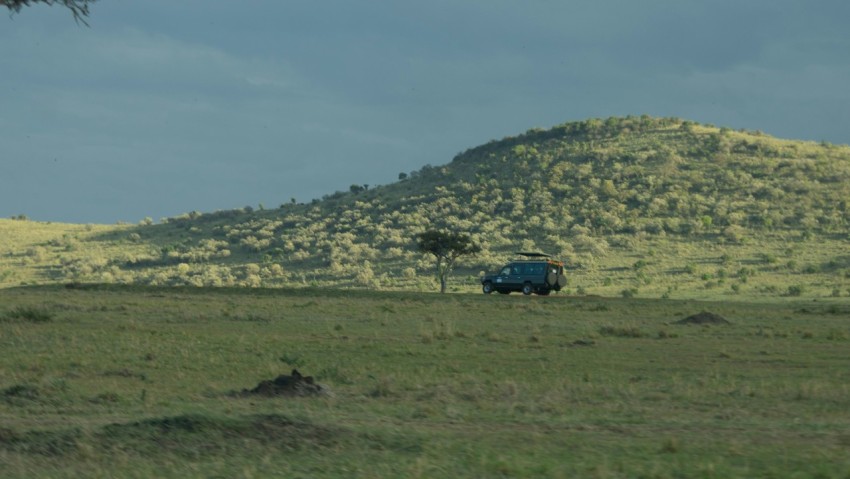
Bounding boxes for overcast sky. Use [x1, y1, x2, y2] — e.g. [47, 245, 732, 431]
[2, 1, 848, 224]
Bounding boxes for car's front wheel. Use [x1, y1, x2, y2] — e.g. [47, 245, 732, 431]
[482, 282, 494, 294]
[522, 283, 534, 295]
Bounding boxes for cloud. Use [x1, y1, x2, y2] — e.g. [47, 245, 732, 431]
[2, 0, 849, 222]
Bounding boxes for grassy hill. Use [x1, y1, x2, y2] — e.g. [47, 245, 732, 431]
[3, 115, 849, 299]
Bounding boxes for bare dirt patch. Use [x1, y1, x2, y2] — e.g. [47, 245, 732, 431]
[239, 369, 330, 397]
[675, 311, 730, 325]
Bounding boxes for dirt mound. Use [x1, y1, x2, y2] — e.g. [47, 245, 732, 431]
[675, 311, 730, 325]
[240, 369, 329, 397]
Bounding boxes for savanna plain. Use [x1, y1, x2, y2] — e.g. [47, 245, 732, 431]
[1, 285, 848, 478]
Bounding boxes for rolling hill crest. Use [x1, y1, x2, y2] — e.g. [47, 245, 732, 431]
[3, 115, 849, 297]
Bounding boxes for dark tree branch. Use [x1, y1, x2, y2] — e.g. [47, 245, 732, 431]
[2, 0, 96, 25]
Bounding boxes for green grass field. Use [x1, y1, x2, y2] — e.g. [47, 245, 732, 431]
[1, 285, 848, 478]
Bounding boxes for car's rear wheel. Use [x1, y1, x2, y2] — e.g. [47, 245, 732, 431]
[482, 282, 494, 294]
[522, 283, 533, 295]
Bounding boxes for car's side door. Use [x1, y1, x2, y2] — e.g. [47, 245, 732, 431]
[501, 262, 525, 289]
[492, 265, 511, 289]
[522, 262, 543, 284]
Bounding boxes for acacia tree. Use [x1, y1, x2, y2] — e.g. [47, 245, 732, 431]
[416, 230, 480, 293]
[2, 0, 95, 23]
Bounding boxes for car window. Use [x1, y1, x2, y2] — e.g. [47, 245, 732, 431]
[500, 266, 511, 275]
[511, 264, 523, 275]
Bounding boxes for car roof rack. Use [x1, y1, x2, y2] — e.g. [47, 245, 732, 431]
[514, 252, 551, 258]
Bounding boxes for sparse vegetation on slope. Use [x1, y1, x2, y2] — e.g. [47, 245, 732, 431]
[3, 116, 849, 298]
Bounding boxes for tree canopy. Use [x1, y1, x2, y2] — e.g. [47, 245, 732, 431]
[417, 230, 481, 293]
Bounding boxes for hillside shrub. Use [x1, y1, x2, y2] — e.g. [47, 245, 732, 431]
[785, 285, 804, 297]
[2, 306, 54, 323]
[599, 325, 646, 338]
